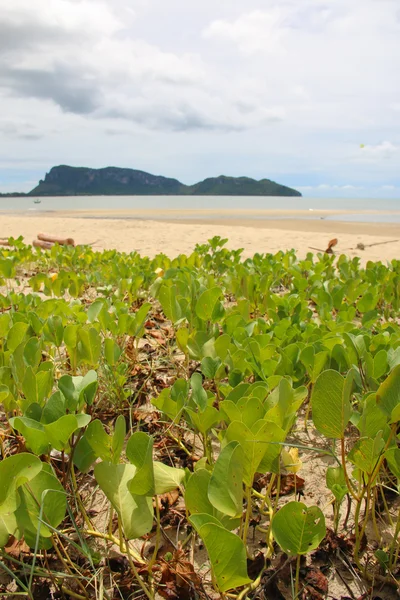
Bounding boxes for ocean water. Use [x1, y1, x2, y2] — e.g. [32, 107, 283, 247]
[1, 195, 400, 222]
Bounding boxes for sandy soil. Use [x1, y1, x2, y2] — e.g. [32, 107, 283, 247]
[0, 210, 400, 263]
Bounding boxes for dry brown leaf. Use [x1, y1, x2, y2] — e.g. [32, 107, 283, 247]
[4, 536, 30, 558]
[157, 546, 201, 599]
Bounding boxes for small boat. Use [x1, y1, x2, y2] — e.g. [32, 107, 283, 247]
[33, 199, 41, 204]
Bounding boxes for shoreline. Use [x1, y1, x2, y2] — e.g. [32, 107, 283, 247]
[0, 211, 399, 263]
[2, 208, 400, 237]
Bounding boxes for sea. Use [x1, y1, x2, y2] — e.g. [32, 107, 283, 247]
[1, 195, 400, 223]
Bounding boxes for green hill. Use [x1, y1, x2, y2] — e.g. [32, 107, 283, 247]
[22, 165, 301, 197]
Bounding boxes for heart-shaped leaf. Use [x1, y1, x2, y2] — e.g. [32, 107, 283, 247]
[190, 513, 250, 592]
[272, 502, 325, 555]
[94, 462, 153, 539]
[311, 369, 353, 439]
[208, 441, 244, 517]
[126, 432, 155, 496]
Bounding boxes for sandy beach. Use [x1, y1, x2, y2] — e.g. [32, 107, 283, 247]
[1, 209, 400, 263]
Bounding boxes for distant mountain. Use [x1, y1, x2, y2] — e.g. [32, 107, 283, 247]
[186, 175, 300, 196]
[4, 165, 302, 197]
[30, 166, 183, 196]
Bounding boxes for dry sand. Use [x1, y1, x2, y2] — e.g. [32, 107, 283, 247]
[1, 209, 400, 263]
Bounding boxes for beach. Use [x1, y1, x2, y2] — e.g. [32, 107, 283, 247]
[1, 209, 400, 262]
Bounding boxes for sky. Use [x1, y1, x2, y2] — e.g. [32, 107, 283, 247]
[0, 0, 399, 198]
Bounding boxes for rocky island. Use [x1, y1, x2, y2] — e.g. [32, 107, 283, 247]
[2, 165, 302, 197]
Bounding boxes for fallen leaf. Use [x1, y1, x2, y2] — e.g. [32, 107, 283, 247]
[4, 536, 29, 558]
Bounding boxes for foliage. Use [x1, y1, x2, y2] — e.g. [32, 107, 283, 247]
[0, 236, 400, 599]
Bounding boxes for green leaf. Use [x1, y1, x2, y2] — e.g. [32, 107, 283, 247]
[0, 314, 10, 339]
[15, 464, 66, 549]
[358, 394, 389, 438]
[73, 437, 96, 473]
[9, 417, 50, 455]
[104, 338, 121, 366]
[7, 323, 29, 352]
[77, 327, 101, 367]
[0, 454, 40, 545]
[129, 302, 151, 337]
[201, 356, 221, 380]
[22, 367, 52, 409]
[190, 372, 208, 411]
[41, 391, 66, 424]
[185, 469, 216, 516]
[225, 420, 285, 485]
[0, 454, 43, 516]
[126, 432, 155, 496]
[64, 324, 78, 349]
[43, 316, 64, 347]
[326, 466, 348, 504]
[87, 300, 104, 323]
[376, 365, 400, 417]
[195, 287, 223, 322]
[77, 419, 112, 463]
[238, 397, 265, 429]
[176, 327, 189, 353]
[311, 369, 353, 439]
[58, 370, 98, 411]
[348, 434, 385, 477]
[185, 469, 240, 530]
[94, 462, 153, 539]
[190, 514, 250, 592]
[272, 502, 326, 555]
[153, 462, 185, 494]
[385, 447, 400, 480]
[185, 405, 220, 435]
[44, 414, 91, 451]
[158, 285, 182, 324]
[112, 415, 126, 463]
[208, 441, 244, 517]
[0, 385, 9, 405]
[23, 337, 42, 369]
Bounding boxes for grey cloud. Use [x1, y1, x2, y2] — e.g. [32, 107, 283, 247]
[105, 105, 232, 131]
[104, 101, 274, 132]
[0, 121, 42, 140]
[0, 65, 100, 115]
[0, 22, 70, 54]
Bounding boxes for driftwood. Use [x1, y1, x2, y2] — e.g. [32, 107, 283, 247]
[33, 240, 54, 250]
[347, 239, 399, 251]
[0, 239, 12, 247]
[37, 233, 75, 246]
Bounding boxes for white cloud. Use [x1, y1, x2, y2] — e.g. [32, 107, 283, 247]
[0, 0, 400, 194]
[359, 141, 399, 159]
[1, 0, 122, 36]
[0, 0, 285, 132]
[203, 9, 288, 55]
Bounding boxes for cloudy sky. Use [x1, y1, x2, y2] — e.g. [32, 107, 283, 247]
[0, 0, 399, 198]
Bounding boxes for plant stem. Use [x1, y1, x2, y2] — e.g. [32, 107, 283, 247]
[123, 534, 154, 600]
[389, 505, 400, 570]
[353, 484, 367, 570]
[294, 554, 301, 598]
[70, 465, 93, 530]
[340, 437, 359, 501]
[242, 485, 252, 546]
[84, 529, 144, 564]
[148, 498, 161, 572]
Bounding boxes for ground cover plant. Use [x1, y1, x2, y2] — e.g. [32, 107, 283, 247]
[1, 235, 400, 599]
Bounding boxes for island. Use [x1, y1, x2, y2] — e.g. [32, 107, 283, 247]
[1, 165, 302, 197]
